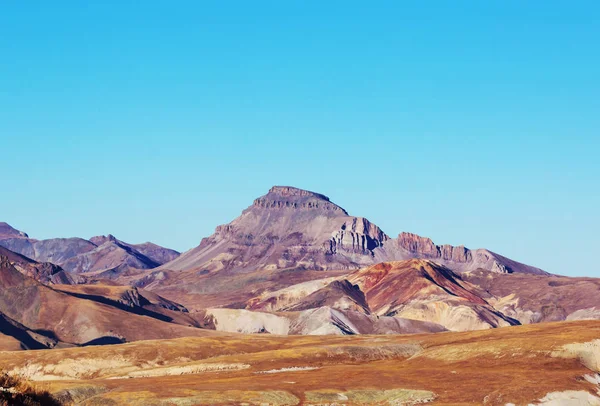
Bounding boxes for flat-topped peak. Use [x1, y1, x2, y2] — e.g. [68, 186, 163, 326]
[253, 186, 348, 214]
[267, 186, 331, 201]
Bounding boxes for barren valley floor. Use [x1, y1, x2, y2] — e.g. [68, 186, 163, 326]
[1, 320, 599, 405]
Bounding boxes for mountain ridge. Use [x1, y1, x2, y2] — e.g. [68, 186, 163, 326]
[158, 186, 389, 273]
[157, 185, 544, 276]
[0, 226, 180, 277]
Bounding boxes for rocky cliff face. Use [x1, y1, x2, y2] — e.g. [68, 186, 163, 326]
[374, 232, 546, 275]
[159, 186, 389, 272]
[396, 233, 472, 263]
[328, 218, 388, 255]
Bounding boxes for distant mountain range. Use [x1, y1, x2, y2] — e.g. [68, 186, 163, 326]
[0, 255, 216, 350]
[0, 186, 544, 277]
[0, 222, 179, 279]
[156, 186, 545, 275]
[1, 186, 599, 350]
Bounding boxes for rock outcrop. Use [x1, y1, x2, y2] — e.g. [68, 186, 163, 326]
[396, 232, 471, 263]
[375, 232, 546, 275]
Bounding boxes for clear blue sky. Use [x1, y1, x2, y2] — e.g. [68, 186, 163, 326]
[1, 2, 598, 276]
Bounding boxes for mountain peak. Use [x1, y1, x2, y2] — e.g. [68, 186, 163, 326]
[267, 186, 331, 201]
[160, 186, 386, 272]
[89, 234, 118, 246]
[253, 186, 348, 214]
[0, 222, 29, 239]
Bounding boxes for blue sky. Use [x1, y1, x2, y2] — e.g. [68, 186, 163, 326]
[1, 2, 598, 276]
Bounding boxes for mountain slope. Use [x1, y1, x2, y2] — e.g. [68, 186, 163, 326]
[0, 255, 215, 347]
[200, 306, 446, 335]
[0, 246, 74, 284]
[0, 222, 29, 239]
[244, 258, 600, 333]
[0, 235, 96, 265]
[0, 311, 58, 351]
[246, 259, 519, 331]
[347, 260, 518, 331]
[463, 269, 600, 323]
[284, 280, 370, 313]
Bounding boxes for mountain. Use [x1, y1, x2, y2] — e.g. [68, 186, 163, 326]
[157, 186, 544, 277]
[127, 256, 600, 336]
[0, 225, 180, 276]
[374, 232, 547, 275]
[60, 235, 162, 275]
[283, 279, 370, 313]
[0, 254, 215, 349]
[89, 235, 180, 267]
[2, 185, 600, 346]
[135, 186, 546, 313]
[0, 234, 95, 265]
[158, 186, 388, 273]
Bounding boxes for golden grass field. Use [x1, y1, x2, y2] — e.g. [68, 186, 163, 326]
[1, 320, 599, 405]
